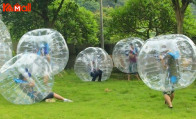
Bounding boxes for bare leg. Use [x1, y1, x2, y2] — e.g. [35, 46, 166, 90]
[53, 93, 65, 100]
[44, 75, 49, 84]
[135, 74, 140, 80]
[46, 54, 51, 62]
[170, 93, 175, 102]
[53, 93, 73, 102]
[128, 74, 130, 80]
[164, 94, 173, 108]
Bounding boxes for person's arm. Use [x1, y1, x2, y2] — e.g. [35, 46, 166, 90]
[129, 52, 135, 58]
[160, 54, 168, 69]
[22, 77, 35, 87]
[29, 80, 35, 87]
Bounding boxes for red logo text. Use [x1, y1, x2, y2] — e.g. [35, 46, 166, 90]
[3, 3, 31, 12]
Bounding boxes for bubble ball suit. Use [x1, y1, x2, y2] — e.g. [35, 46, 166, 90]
[112, 37, 144, 73]
[17, 28, 69, 75]
[74, 47, 113, 81]
[0, 53, 53, 104]
[0, 42, 12, 69]
[138, 34, 196, 92]
[0, 20, 12, 49]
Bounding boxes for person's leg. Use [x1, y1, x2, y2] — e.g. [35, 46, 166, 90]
[44, 75, 49, 84]
[128, 63, 133, 80]
[98, 70, 102, 82]
[53, 93, 73, 102]
[170, 92, 175, 102]
[128, 74, 131, 80]
[46, 54, 51, 62]
[164, 94, 173, 108]
[135, 74, 140, 80]
[91, 72, 96, 81]
[53, 93, 65, 100]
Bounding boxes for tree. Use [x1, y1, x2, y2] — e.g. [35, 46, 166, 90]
[2, 0, 98, 45]
[85, 0, 117, 49]
[2, 0, 65, 28]
[171, 0, 196, 34]
[107, 0, 176, 42]
[56, 2, 98, 44]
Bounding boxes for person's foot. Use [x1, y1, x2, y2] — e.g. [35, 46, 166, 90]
[168, 106, 173, 109]
[63, 99, 73, 102]
[45, 99, 56, 103]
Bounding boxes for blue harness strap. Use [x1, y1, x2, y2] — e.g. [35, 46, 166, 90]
[170, 76, 177, 84]
[13, 78, 36, 99]
[44, 43, 49, 55]
[37, 43, 50, 56]
[168, 51, 180, 59]
[13, 78, 28, 84]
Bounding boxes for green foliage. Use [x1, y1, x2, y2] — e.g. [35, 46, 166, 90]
[2, 0, 98, 45]
[0, 70, 196, 119]
[75, 0, 99, 12]
[76, 0, 127, 12]
[106, 0, 177, 42]
[56, 1, 99, 44]
[184, 6, 196, 39]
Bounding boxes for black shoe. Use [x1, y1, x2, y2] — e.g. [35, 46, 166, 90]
[168, 106, 173, 109]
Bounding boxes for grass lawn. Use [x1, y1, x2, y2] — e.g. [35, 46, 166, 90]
[0, 70, 196, 119]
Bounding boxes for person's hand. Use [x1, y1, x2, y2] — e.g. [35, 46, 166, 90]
[29, 81, 35, 87]
[159, 55, 163, 60]
[129, 53, 134, 58]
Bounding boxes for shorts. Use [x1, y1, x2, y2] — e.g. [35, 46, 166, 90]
[163, 91, 174, 95]
[43, 92, 54, 101]
[129, 62, 137, 73]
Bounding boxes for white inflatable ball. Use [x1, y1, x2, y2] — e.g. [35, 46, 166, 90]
[0, 20, 12, 49]
[0, 53, 53, 104]
[138, 34, 196, 92]
[74, 47, 113, 81]
[112, 37, 144, 73]
[0, 42, 12, 69]
[17, 29, 69, 75]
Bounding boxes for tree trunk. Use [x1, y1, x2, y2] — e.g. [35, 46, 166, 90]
[100, 0, 104, 49]
[171, 0, 190, 34]
[176, 11, 184, 34]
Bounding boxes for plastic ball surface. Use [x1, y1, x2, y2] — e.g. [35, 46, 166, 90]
[0, 42, 12, 69]
[112, 37, 144, 73]
[0, 53, 53, 104]
[0, 20, 12, 49]
[17, 28, 69, 75]
[74, 47, 113, 81]
[138, 34, 196, 92]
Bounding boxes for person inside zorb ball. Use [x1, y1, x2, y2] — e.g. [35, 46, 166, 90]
[17, 28, 69, 75]
[112, 37, 144, 80]
[74, 47, 113, 81]
[138, 34, 196, 108]
[0, 54, 53, 104]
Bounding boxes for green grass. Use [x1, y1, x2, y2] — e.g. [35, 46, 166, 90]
[0, 70, 196, 119]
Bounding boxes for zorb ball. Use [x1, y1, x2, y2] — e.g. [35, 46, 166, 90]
[0, 53, 53, 104]
[17, 28, 69, 75]
[74, 47, 113, 81]
[112, 37, 144, 73]
[0, 20, 12, 49]
[0, 42, 12, 69]
[138, 34, 196, 92]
